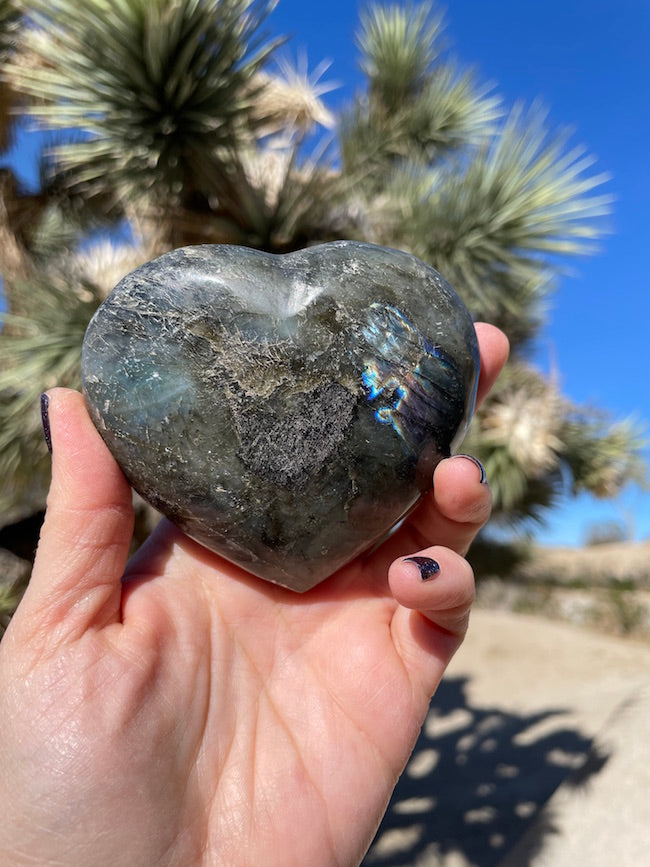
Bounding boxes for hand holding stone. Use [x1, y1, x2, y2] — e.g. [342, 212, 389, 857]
[0, 325, 508, 867]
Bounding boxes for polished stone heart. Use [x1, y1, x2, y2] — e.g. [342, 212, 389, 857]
[82, 242, 479, 591]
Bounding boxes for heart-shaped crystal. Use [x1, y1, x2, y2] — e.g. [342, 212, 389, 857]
[82, 242, 479, 591]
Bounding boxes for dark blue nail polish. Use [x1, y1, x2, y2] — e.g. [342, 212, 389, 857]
[40, 393, 52, 454]
[404, 556, 440, 580]
[454, 454, 487, 484]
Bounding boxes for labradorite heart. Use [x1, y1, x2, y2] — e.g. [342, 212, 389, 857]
[82, 241, 479, 591]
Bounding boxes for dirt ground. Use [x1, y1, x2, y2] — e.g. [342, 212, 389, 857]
[475, 540, 650, 641]
[364, 608, 650, 866]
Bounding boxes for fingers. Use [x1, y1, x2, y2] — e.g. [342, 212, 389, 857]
[474, 322, 510, 409]
[390, 548, 475, 636]
[375, 454, 492, 578]
[389, 546, 475, 699]
[17, 389, 133, 643]
[407, 455, 492, 556]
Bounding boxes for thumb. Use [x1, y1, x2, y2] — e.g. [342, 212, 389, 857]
[18, 388, 134, 644]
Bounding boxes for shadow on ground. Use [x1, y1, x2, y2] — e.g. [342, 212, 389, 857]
[363, 676, 608, 866]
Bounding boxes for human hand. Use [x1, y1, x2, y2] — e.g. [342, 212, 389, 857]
[0, 323, 508, 867]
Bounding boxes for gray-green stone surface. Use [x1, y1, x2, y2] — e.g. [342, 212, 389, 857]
[82, 241, 479, 591]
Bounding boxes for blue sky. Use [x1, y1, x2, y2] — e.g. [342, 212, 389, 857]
[2, 1, 648, 545]
[266, 0, 650, 545]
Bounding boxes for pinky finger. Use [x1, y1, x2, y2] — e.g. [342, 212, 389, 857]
[388, 548, 475, 699]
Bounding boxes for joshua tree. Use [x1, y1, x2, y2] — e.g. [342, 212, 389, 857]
[0, 0, 644, 570]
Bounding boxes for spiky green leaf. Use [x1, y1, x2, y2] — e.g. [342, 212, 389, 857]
[8, 0, 281, 208]
[0, 276, 101, 519]
[357, 2, 443, 109]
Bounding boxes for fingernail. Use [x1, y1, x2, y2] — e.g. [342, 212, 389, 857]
[40, 393, 52, 454]
[453, 454, 487, 484]
[404, 556, 440, 581]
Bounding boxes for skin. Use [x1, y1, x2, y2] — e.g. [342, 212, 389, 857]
[0, 324, 508, 867]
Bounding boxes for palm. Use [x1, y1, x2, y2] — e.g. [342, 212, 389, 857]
[112, 518, 451, 866]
